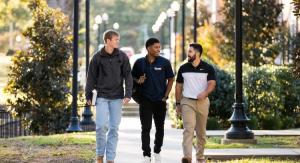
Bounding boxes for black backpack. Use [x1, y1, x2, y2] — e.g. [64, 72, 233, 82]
[132, 58, 146, 104]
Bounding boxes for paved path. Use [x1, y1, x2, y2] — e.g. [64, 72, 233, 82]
[207, 129, 300, 137]
[114, 117, 300, 163]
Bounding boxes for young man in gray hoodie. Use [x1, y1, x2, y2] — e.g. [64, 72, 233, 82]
[85, 30, 133, 163]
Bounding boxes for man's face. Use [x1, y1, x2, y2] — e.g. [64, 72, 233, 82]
[147, 43, 161, 57]
[187, 47, 198, 62]
[106, 35, 120, 48]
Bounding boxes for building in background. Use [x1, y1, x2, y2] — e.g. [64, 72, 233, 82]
[279, 0, 299, 35]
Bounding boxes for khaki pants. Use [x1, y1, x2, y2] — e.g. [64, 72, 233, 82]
[181, 97, 210, 160]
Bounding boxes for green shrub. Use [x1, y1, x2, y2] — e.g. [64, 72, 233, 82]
[260, 114, 283, 130]
[281, 116, 296, 129]
[206, 117, 221, 130]
[4, 0, 72, 135]
[247, 115, 259, 130]
[209, 65, 235, 129]
[245, 65, 300, 129]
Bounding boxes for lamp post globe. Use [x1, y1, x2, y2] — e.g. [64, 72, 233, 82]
[113, 22, 119, 30]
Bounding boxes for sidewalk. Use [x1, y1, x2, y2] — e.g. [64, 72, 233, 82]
[115, 117, 300, 163]
[207, 129, 300, 137]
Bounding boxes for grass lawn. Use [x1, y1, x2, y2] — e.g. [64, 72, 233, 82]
[0, 132, 299, 162]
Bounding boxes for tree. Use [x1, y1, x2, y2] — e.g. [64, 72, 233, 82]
[85, 0, 174, 51]
[293, 0, 300, 17]
[216, 0, 283, 66]
[0, 0, 31, 29]
[292, 0, 300, 78]
[4, 0, 72, 135]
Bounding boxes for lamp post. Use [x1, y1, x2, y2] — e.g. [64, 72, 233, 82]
[113, 22, 119, 30]
[171, 1, 180, 68]
[167, 9, 174, 59]
[80, 0, 95, 130]
[161, 21, 165, 50]
[182, 0, 186, 61]
[66, 0, 82, 132]
[158, 12, 167, 50]
[15, 35, 22, 49]
[102, 13, 109, 31]
[193, 0, 197, 42]
[95, 15, 102, 47]
[85, 0, 90, 76]
[222, 0, 256, 144]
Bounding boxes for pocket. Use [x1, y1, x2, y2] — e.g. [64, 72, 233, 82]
[180, 98, 187, 106]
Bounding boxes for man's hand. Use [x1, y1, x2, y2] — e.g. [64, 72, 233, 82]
[86, 100, 92, 106]
[162, 96, 168, 102]
[137, 74, 146, 84]
[123, 98, 131, 104]
[176, 105, 182, 116]
[197, 91, 208, 101]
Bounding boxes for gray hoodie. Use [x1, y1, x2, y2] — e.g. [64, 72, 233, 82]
[85, 47, 133, 100]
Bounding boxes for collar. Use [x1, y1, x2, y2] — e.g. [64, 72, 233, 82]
[189, 59, 202, 68]
[100, 47, 119, 57]
[145, 55, 159, 64]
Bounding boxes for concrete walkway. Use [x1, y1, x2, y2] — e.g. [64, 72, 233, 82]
[114, 117, 300, 163]
[207, 129, 300, 137]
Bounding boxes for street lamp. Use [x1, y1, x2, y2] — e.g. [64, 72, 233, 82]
[93, 24, 98, 30]
[80, 0, 95, 131]
[181, 0, 186, 61]
[193, 0, 197, 42]
[158, 12, 167, 49]
[66, 0, 82, 132]
[222, 0, 256, 144]
[102, 13, 109, 31]
[167, 8, 175, 64]
[171, 1, 180, 70]
[113, 22, 119, 30]
[171, 1, 180, 12]
[16, 35, 21, 42]
[95, 15, 102, 47]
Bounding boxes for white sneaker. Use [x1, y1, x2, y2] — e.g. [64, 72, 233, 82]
[143, 156, 151, 163]
[153, 153, 161, 163]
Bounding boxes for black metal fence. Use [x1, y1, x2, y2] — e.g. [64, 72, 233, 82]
[0, 104, 97, 138]
[0, 105, 30, 138]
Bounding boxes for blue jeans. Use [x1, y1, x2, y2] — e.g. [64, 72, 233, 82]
[95, 98, 122, 161]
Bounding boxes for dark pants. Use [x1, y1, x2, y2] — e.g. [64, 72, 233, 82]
[139, 97, 167, 157]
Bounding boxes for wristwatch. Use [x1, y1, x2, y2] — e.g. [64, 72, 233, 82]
[176, 102, 180, 106]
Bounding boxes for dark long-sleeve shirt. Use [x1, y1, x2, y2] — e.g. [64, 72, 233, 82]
[85, 47, 133, 100]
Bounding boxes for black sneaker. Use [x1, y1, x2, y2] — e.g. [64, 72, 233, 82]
[181, 157, 191, 163]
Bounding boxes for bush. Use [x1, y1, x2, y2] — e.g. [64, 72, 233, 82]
[247, 115, 259, 130]
[206, 117, 221, 130]
[209, 65, 235, 129]
[260, 114, 283, 130]
[281, 116, 296, 129]
[4, 0, 72, 135]
[245, 65, 300, 129]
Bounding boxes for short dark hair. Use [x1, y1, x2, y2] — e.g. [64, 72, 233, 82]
[145, 38, 160, 49]
[189, 43, 203, 55]
[103, 30, 119, 43]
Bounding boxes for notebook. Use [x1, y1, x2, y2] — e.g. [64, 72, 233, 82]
[91, 89, 97, 106]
